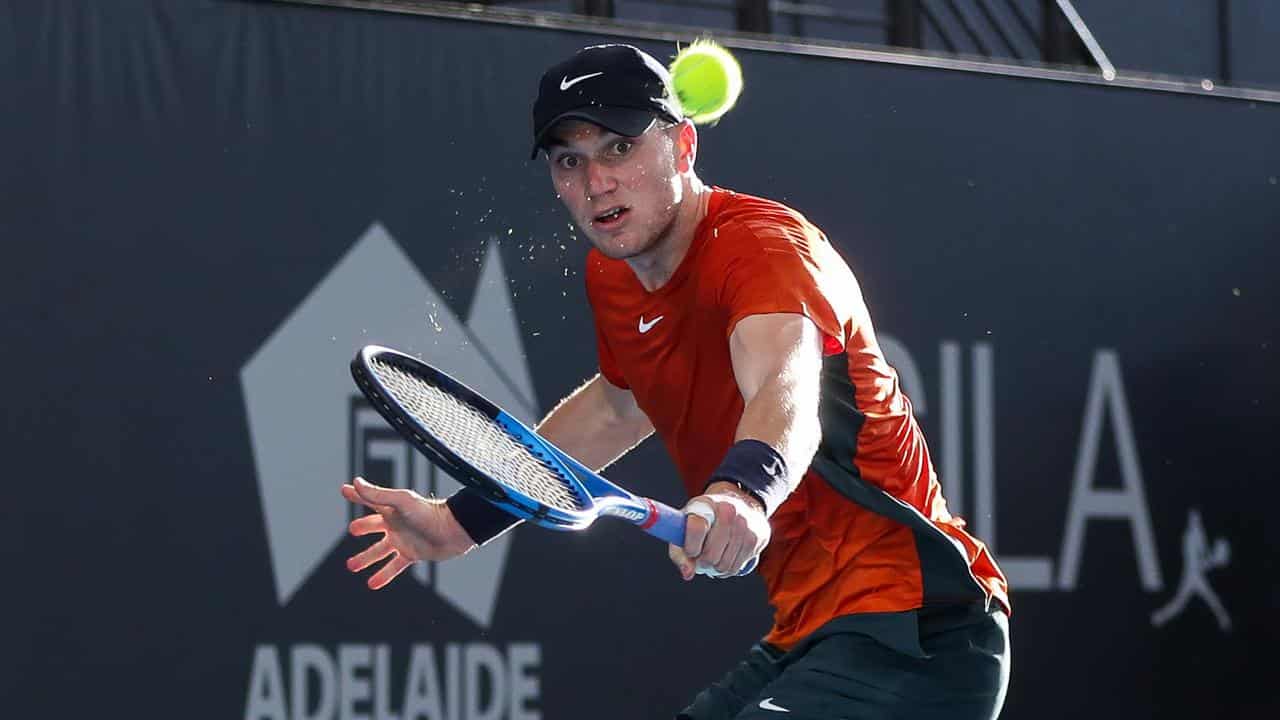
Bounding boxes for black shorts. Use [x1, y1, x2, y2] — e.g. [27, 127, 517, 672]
[677, 603, 1010, 720]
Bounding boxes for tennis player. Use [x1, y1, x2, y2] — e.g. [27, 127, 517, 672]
[342, 44, 1010, 719]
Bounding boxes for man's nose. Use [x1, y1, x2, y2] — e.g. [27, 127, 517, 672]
[585, 160, 615, 198]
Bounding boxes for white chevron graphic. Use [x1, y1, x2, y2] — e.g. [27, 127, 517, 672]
[241, 223, 535, 627]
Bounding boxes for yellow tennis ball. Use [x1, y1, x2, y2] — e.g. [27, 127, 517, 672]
[669, 39, 743, 125]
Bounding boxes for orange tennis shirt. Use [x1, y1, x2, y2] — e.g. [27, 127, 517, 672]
[586, 187, 1009, 650]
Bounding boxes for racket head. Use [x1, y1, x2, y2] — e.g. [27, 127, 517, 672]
[350, 345, 597, 529]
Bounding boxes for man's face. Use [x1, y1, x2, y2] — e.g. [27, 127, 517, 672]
[545, 119, 685, 260]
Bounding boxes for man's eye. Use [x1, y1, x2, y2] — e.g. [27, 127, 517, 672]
[558, 155, 580, 169]
[611, 141, 632, 155]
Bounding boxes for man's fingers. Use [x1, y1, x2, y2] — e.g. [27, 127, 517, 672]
[736, 533, 759, 574]
[347, 537, 394, 573]
[727, 515, 760, 574]
[682, 503, 712, 558]
[341, 483, 365, 505]
[701, 522, 732, 568]
[353, 477, 406, 508]
[368, 555, 412, 590]
[348, 512, 386, 537]
[668, 544, 696, 581]
[676, 495, 770, 579]
[714, 531, 748, 575]
[341, 483, 391, 513]
[696, 499, 739, 569]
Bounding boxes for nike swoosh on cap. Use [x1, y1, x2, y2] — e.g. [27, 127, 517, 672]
[758, 697, 790, 713]
[560, 72, 603, 91]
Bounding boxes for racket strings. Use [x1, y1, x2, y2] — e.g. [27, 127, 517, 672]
[369, 359, 587, 512]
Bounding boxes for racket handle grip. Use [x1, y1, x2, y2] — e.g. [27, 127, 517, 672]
[646, 499, 759, 577]
[645, 498, 688, 546]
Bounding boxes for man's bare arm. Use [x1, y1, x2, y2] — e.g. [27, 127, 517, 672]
[672, 312, 825, 579]
[727, 312, 825, 496]
[535, 373, 655, 471]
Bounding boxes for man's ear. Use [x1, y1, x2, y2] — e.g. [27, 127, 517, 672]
[675, 120, 698, 173]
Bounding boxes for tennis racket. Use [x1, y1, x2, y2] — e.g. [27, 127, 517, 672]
[350, 345, 756, 575]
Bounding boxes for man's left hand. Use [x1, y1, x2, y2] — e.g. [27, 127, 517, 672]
[670, 481, 771, 580]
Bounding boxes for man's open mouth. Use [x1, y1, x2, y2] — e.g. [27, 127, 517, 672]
[593, 207, 630, 227]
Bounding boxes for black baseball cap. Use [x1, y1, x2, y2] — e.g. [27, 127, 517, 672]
[530, 44, 684, 159]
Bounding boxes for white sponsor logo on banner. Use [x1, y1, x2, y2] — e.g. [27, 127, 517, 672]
[881, 336, 1230, 629]
[241, 224, 543, 719]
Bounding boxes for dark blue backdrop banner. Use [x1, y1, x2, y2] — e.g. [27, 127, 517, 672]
[2, 1, 1277, 718]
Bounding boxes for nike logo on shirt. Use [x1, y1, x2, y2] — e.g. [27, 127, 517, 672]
[758, 697, 790, 713]
[638, 315, 664, 333]
[560, 72, 603, 90]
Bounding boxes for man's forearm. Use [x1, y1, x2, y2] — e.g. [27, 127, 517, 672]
[449, 375, 651, 546]
[718, 314, 825, 513]
[707, 373, 820, 516]
[536, 374, 654, 472]
[736, 373, 821, 488]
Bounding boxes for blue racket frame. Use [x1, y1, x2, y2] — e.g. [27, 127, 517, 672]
[351, 345, 688, 546]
